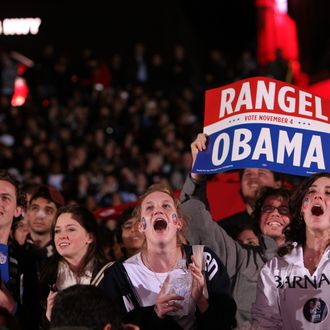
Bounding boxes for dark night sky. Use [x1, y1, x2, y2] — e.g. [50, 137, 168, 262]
[1, 1, 329, 79]
[0, 1, 257, 62]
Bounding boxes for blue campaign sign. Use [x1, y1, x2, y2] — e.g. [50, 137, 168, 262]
[193, 77, 330, 176]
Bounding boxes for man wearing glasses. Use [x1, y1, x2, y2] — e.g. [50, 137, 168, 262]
[253, 187, 291, 247]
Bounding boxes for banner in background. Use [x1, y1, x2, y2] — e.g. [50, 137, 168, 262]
[193, 77, 330, 177]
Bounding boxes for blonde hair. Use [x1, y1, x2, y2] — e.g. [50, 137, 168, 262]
[135, 183, 187, 245]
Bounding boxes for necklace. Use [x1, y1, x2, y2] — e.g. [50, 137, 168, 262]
[142, 250, 180, 289]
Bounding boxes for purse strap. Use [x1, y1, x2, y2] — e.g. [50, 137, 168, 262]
[91, 261, 114, 286]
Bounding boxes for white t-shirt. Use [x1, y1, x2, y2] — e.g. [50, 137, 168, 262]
[124, 252, 196, 329]
[252, 244, 330, 329]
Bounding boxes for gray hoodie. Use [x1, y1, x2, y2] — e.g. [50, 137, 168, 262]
[180, 174, 278, 327]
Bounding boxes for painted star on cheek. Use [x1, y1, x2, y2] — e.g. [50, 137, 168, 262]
[302, 197, 309, 211]
[141, 217, 147, 230]
[171, 213, 178, 225]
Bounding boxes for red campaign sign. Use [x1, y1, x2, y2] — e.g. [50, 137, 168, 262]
[194, 77, 330, 177]
[203, 77, 330, 127]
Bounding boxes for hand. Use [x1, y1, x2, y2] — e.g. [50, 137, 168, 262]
[190, 133, 208, 181]
[154, 275, 184, 319]
[189, 255, 209, 313]
[46, 290, 58, 321]
[0, 281, 16, 314]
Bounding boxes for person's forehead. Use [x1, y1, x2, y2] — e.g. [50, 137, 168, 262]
[0, 179, 16, 194]
[243, 168, 273, 176]
[56, 213, 79, 226]
[263, 195, 288, 205]
[30, 197, 57, 208]
[125, 217, 137, 224]
[310, 176, 330, 188]
[238, 229, 255, 237]
[143, 191, 173, 204]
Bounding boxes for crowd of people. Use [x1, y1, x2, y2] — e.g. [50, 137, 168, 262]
[1, 42, 290, 213]
[0, 41, 329, 330]
[1, 144, 330, 329]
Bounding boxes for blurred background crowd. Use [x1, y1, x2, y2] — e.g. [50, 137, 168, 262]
[0, 0, 329, 232]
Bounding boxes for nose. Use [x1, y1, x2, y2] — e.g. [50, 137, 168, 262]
[58, 233, 68, 240]
[313, 193, 323, 201]
[153, 208, 164, 216]
[248, 172, 258, 180]
[272, 210, 280, 217]
[36, 209, 46, 219]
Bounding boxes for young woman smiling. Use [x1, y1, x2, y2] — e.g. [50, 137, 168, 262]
[39, 204, 108, 325]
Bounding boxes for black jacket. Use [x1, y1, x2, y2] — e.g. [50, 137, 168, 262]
[8, 242, 40, 330]
[99, 245, 237, 330]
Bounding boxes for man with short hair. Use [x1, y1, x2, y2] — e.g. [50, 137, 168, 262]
[25, 185, 65, 273]
[0, 169, 26, 313]
[0, 169, 39, 329]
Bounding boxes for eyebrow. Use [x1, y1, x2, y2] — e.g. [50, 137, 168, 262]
[0, 193, 13, 198]
[55, 223, 78, 229]
[45, 206, 56, 211]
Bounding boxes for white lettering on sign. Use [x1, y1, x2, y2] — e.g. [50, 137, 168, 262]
[211, 128, 325, 170]
[219, 80, 328, 121]
[0, 18, 41, 35]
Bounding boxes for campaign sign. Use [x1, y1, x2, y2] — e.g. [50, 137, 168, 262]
[193, 77, 330, 177]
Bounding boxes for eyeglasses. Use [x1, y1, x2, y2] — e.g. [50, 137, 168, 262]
[261, 205, 290, 215]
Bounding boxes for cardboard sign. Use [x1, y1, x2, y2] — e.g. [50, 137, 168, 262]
[193, 77, 330, 176]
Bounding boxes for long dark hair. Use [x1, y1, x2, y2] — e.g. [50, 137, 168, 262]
[40, 204, 107, 290]
[278, 172, 330, 256]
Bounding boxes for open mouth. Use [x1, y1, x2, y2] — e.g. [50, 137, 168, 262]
[153, 218, 167, 231]
[266, 221, 282, 227]
[311, 205, 324, 216]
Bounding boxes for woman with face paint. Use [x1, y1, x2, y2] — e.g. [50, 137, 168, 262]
[252, 172, 330, 329]
[98, 183, 236, 330]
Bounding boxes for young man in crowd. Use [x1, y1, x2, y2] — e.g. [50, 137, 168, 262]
[0, 169, 39, 329]
[114, 206, 145, 260]
[25, 185, 65, 274]
[220, 167, 283, 239]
